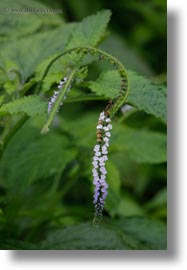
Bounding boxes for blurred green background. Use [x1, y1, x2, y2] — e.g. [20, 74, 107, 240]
[43, 0, 167, 75]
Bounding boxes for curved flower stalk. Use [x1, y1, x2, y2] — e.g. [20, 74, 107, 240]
[39, 46, 129, 135]
[1, 46, 129, 154]
[92, 111, 112, 226]
[37, 47, 129, 225]
[34, 47, 129, 227]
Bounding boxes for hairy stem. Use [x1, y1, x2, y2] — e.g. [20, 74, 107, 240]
[1, 46, 129, 155]
[41, 69, 76, 134]
[37, 46, 129, 118]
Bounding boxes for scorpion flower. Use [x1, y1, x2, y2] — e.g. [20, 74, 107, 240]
[92, 111, 112, 225]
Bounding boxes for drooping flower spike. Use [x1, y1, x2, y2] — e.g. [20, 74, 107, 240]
[92, 111, 112, 226]
[39, 46, 129, 224]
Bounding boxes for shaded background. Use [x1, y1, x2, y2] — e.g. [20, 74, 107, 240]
[42, 0, 167, 76]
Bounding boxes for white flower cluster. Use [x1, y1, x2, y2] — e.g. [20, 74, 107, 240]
[47, 77, 68, 114]
[92, 111, 112, 220]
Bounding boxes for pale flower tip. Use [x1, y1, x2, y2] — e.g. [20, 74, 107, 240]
[41, 126, 49, 135]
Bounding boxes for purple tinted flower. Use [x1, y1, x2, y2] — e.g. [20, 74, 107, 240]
[103, 137, 109, 142]
[102, 149, 108, 155]
[99, 161, 105, 166]
[95, 151, 101, 157]
[92, 111, 112, 224]
[94, 145, 100, 151]
[92, 161, 98, 168]
[102, 155, 108, 161]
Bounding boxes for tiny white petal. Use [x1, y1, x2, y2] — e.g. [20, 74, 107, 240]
[105, 132, 111, 137]
[103, 137, 109, 142]
[102, 155, 108, 161]
[103, 126, 109, 131]
[100, 112, 105, 117]
[97, 124, 103, 129]
[100, 162, 105, 166]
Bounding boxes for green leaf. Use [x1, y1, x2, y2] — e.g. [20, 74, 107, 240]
[62, 111, 166, 164]
[40, 222, 129, 250]
[114, 217, 167, 250]
[117, 195, 145, 217]
[0, 122, 77, 192]
[127, 70, 167, 123]
[61, 111, 97, 148]
[87, 70, 120, 98]
[3, 68, 22, 95]
[42, 73, 64, 92]
[0, 217, 166, 250]
[105, 161, 121, 216]
[39, 217, 166, 250]
[38, 9, 112, 88]
[0, 0, 63, 43]
[66, 10, 111, 49]
[0, 240, 38, 250]
[87, 70, 166, 122]
[146, 188, 167, 210]
[0, 95, 4, 105]
[112, 126, 167, 163]
[27, 10, 111, 89]
[0, 24, 75, 82]
[0, 95, 47, 117]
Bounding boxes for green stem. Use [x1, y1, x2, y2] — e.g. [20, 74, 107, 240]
[0, 114, 28, 158]
[41, 69, 76, 134]
[1, 46, 129, 154]
[37, 46, 130, 118]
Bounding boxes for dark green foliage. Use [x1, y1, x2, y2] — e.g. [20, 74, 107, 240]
[0, 95, 47, 116]
[0, 0, 166, 250]
[0, 217, 166, 250]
